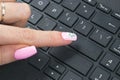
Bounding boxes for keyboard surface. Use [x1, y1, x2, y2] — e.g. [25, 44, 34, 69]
[1, 0, 120, 80]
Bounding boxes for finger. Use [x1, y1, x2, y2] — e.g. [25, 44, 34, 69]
[0, 25, 77, 47]
[0, 2, 31, 27]
[0, 45, 37, 65]
[0, 0, 16, 2]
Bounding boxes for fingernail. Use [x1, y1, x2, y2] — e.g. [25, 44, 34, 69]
[62, 32, 77, 41]
[14, 46, 37, 60]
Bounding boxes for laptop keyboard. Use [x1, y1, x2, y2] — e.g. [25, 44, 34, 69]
[17, 0, 120, 80]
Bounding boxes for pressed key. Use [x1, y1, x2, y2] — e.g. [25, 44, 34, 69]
[76, 3, 95, 19]
[62, 71, 82, 80]
[31, 0, 49, 11]
[100, 52, 119, 71]
[37, 17, 56, 30]
[110, 39, 120, 56]
[49, 46, 93, 75]
[83, 0, 96, 6]
[28, 51, 49, 70]
[62, 0, 80, 11]
[92, 12, 120, 33]
[71, 33, 103, 60]
[97, 3, 111, 13]
[90, 28, 112, 47]
[74, 18, 93, 36]
[90, 67, 110, 80]
[59, 11, 78, 27]
[45, 3, 63, 19]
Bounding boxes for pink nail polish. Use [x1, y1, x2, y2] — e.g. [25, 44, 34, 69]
[62, 32, 77, 41]
[14, 46, 37, 60]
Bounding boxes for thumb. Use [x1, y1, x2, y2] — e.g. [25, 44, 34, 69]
[0, 45, 36, 65]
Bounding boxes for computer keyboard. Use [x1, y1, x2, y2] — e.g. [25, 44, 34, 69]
[17, 0, 120, 80]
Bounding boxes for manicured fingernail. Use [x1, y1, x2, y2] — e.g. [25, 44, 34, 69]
[62, 32, 77, 41]
[14, 46, 37, 60]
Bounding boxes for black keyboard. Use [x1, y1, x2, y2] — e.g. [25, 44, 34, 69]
[16, 0, 120, 80]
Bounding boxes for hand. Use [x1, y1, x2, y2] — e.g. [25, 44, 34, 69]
[0, 0, 77, 65]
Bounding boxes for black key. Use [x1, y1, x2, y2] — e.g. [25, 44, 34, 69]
[59, 11, 78, 27]
[90, 67, 110, 80]
[44, 68, 60, 80]
[97, 3, 111, 13]
[41, 47, 49, 51]
[90, 29, 112, 47]
[62, 0, 80, 11]
[37, 17, 56, 30]
[110, 39, 120, 56]
[29, 8, 42, 24]
[100, 53, 119, 71]
[31, 0, 49, 11]
[92, 12, 120, 33]
[117, 67, 120, 76]
[83, 0, 96, 6]
[112, 77, 119, 80]
[37, 75, 53, 80]
[76, 3, 95, 19]
[23, 0, 31, 3]
[27, 23, 38, 30]
[45, 3, 63, 19]
[50, 61, 65, 74]
[28, 52, 49, 70]
[71, 34, 103, 60]
[62, 71, 82, 80]
[49, 46, 93, 75]
[52, 0, 62, 3]
[74, 18, 93, 36]
[112, 12, 120, 20]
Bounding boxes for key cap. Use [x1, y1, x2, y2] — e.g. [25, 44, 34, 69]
[49, 46, 93, 75]
[74, 18, 93, 36]
[92, 12, 120, 33]
[110, 39, 120, 56]
[112, 12, 120, 20]
[71, 33, 103, 60]
[28, 52, 49, 70]
[90, 29, 112, 47]
[29, 8, 42, 24]
[23, 0, 31, 3]
[31, 0, 49, 11]
[90, 67, 110, 80]
[100, 53, 119, 71]
[52, 0, 62, 3]
[62, 71, 82, 80]
[97, 3, 111, 13]
[44, 68, 60, 80]
[41, 47, 49, 51]
[117, 67, 120, 76]
[37, 17, 56, 30]
[83, 0, 96, 6]
[59, 11, 78, 27]
[76, 3, 95, 19]
[27, 23, 38, 30]
[45, 3, 63, 19]
[112, 77, 119, 80]
[62, 0, 80, 11]
[50, 61, 65, 74]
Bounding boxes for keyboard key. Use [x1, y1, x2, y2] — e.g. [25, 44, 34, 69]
[62, 71, 82, 80]
[44, 68, 60, 80]
[92, 12, 120, 33]
[110, 39, 120, 56]
[83, 0, 96, 6]
[90, 29, 112, 47]
[37, 17, 56, 30]
[62, 0, 80, 11]
[37, 75, 53, 80]
[74, 18, 93, 36]
[50, 61, 65, 74]
[49, 46, 93, 75]
[41, 47, 49, 51]
[31, 0, 49, 11]
[29, 8, 42, 24]
[45, 3, 63, 19]
[71, 33, 103, 60]
[76, 3, 95, 19]
[59, 11, 78, 27]
[112, 12, 120, 20]
[23, 0, 31, 3]
[100, 53, 119, 71]
[27, 23, 38, 30]
[52, 0, 62, 3]
[28, 52, 49, 70]
[97, 3, 111, 13]
[112, 77, 119, 80]
[117, 67, 120, 76]
[90, 67, 110, 80]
